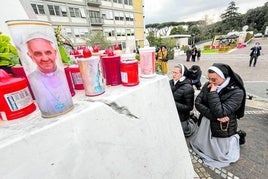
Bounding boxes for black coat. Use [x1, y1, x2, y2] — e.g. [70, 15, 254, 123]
[195, 81, 244, 138]
[188, 66, 202, 83]
[250, 46, 261, 56]
[170, 78, 194, 122]
[191, 47, 198, 57]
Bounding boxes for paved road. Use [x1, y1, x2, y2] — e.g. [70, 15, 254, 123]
[168, 37, 268, 102]
[167, 37, 268, 179]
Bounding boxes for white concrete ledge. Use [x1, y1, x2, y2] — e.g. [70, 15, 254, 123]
[0, 75, 196, 179]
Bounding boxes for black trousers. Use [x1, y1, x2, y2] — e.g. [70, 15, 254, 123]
[249, 55, 258, 67]
[192, 81, 201, 90]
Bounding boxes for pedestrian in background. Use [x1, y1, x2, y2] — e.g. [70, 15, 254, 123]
[188, 65, 202, 90]
[191, 45, 198, 62]
[156, 45, 169, 75]
[169, 64, 197, 137]
[186, 46, 192, 62]
[197, 48, 201, 61]
[190, 63, 246, 168]
[249, 42, 262, 67]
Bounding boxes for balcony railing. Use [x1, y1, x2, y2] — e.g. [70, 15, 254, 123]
[90, 17, 103, 25]
[87, 0, 101, 6]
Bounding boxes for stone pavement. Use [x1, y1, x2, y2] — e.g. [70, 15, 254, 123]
[167, 37, 268, 178]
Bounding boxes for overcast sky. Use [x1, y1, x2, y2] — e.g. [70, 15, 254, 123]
[144, 0, 267, 24]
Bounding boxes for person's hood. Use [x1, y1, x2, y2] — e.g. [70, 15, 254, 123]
[190, 65, 200, 71]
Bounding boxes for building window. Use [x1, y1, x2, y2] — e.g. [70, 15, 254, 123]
[124, 0, 132, 5]
[113, 0, 123, 3]
[125, 12, 134, 21]
[104, 28, 115, 37]
[31, 4, 45, 15]
[131, 29, 134, 36]
[114, 11, 124, 21]
[116, 29, 121, 36]
[79, 8, 86, 18]
[69, 7, 81, 17]
[116, 28, 125, 36]
[60, 6, 67, 17]
[47, 5, 60, 16]
[125, 12, 130, 21]
[89, 11, 100, 18]
[89, 11, 102, 23]
[126, 29, 134, 36]
[121, 28, 126, 36]
[74, 28, 89, 38]
[114, 11, 120, 21]
[47, 4, 68, 17]
[119, 12, 124, 21]
[64, 27, 72, 38]
[102, 10, 113, 20]
[129, 13, 134, 21]
[126, 28, 131, 36]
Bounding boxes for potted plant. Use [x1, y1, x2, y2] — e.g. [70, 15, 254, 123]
[0, 32, 20, 73]
[54, 25, 74, 65]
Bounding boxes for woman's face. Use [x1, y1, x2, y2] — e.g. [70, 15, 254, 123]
[172, 67, 182, 81]
[208, 72, 225, 86]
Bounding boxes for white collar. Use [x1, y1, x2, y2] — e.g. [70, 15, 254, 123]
[173, 76, 186, 85]
[217, 77, 230, 93]
[179, 76, 186, 82]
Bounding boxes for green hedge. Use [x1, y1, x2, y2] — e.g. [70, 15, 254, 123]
[202, 49, 219, 54]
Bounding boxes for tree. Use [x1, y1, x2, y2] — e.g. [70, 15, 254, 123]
[145, 23, 161, 37]
[170, 25, 187, 35]
[157, 22, 181, 36]
[188, 24, 201, 45]
[161, 38, 176, 48]
[146, 31, 164, 47]
[244, 3, 268, 33]
[146, 31, 158, 47]
[145, 2, 268, 44]
[54, 25, 74, 64]
[84, 31, 111, 49]
[54, 25, 73, 49]
[220, 1, 240, 32]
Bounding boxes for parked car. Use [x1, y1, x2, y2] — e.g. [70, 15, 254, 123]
[254, 33, 263, 38]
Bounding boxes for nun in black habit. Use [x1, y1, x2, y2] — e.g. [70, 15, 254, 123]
[169, 64, 197, 137]
[190, 63, 246, 168]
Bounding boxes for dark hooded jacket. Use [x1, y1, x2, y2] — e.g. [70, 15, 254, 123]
[188, 65, 202, 84]
[250, 45, 261, 57]
[195, 63, 246, 138]
[170, 78, 194, 122]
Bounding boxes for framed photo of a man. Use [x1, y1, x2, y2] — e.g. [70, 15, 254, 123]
[6, 20, 74, 118]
